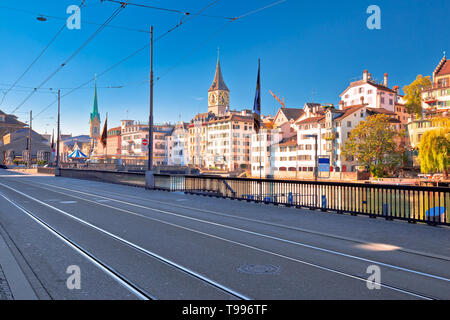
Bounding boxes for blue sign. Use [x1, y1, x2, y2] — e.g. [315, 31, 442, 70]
[318, 157, 330, 172]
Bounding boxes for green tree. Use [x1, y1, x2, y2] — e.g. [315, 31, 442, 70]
[402, 75, 432, 117]
[342, 114, 404, 178]
[417, 126, 450, 179]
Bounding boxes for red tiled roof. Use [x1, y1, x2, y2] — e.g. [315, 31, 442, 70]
[207, 114, 253, 124]
[340, 80, 396, 96]
[435, 58, 450, 77]
[281, 108, 304, 120]
[366, 107, 396, 116]
[278, 136, 297, 147]
[296, 116, 325, 125]
[334, 104, 366, 121]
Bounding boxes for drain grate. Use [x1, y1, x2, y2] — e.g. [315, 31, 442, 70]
[238, 264, 280, 275]
[0, 264, 13, 300]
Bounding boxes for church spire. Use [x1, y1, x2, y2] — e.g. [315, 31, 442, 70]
[209, 53, 229, 92]
[90, 76, 101, 123]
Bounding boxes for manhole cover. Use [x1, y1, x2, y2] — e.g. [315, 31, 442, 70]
[237, 264, 280, 275]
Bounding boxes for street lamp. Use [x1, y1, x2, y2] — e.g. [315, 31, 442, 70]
[145, 25, 155, 189]
[306, 134, 318, 181]
[47, 89, 61, 168]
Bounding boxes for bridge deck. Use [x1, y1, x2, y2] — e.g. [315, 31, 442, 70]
[0, 170, 449, 300]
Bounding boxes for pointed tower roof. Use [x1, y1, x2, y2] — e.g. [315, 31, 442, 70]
[209, 55, 229, 92]
[90, 78, 101, 123]
[434, 53, 450, 78]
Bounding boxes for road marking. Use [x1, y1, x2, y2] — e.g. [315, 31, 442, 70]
[0, 175, 33, 177]
[0, 192, 151, 300]
[60, 201, 77, 204]
[3, 181, 436, 299]
[36, 180, 450, 262]
[0, 182, 250, 300]
[34, 181, 450, 284]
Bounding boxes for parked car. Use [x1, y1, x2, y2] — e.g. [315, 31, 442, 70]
[0, 164, 8, 169]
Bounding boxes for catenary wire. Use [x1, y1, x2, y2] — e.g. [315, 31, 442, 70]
[0, 1, 86, 109]
[31, 0, 287, 120]
[10, 1, 129, 115]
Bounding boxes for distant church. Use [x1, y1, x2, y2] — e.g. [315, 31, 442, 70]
[89, 80, 101, 151]
[208, 55, 230, 116]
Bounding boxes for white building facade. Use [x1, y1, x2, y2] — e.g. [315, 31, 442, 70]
[340, 70, 398, 112]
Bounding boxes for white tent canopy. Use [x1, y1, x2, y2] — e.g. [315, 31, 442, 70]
[68, 142, 87, 159]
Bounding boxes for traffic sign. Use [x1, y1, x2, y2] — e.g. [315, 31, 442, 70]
[318, 157, 330, 172]
[142, 138, 148, 146]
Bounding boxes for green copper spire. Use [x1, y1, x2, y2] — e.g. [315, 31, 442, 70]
[90, 77, 101, 123]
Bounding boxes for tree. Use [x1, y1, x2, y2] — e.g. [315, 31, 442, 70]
[417, 126, 450, 179]
[402, 75, 432, 117]
[342, 114, 404, 177]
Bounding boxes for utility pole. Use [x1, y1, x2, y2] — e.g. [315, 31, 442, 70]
[28, 110, 32, 168]
[105, 112, 108, 165]
[56, 89, 61, 167]
[145, 25, 155, 189]
[148, 26, 154, 172]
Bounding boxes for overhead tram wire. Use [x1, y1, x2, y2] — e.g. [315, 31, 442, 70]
[33, 0, 221, 120]
[32, 0, 286, 120]
[103, 0, 234, 20]
[232, 0, 287, 20]
[10, 0, 129, 115]
[0, 1, 86, 109]
[0, 4, 150, 34]
[125, 0, 289, 85]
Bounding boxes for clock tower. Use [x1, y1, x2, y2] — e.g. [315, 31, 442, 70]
[208, 55, 229, 115]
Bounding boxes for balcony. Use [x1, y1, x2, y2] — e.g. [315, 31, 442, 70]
[423, 98, 438, 105]
[422, 83, 450, 92]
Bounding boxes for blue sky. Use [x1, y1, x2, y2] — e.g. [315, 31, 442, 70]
[0, 0, 449, 136]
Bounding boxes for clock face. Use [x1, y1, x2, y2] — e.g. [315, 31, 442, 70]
[219, 91, 229, 105]
[209, 92, 217, 105]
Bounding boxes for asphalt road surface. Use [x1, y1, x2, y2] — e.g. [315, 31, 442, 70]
[0, 170, 449, 300]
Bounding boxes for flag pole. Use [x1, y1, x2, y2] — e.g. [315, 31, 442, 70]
[252, 58, 262, 202]
[257, 59, 262, 202]
[259, 125, 262, 202]
[105, 112, 108, 164]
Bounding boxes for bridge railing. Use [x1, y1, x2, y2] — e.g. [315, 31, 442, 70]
[56, 169, 449, 226]
[59, 168, 145, 187]
[154, 174, 450, 226]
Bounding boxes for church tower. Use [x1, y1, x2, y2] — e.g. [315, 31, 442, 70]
[208, 54, 230, 115]
[89, 80, 101, 146]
